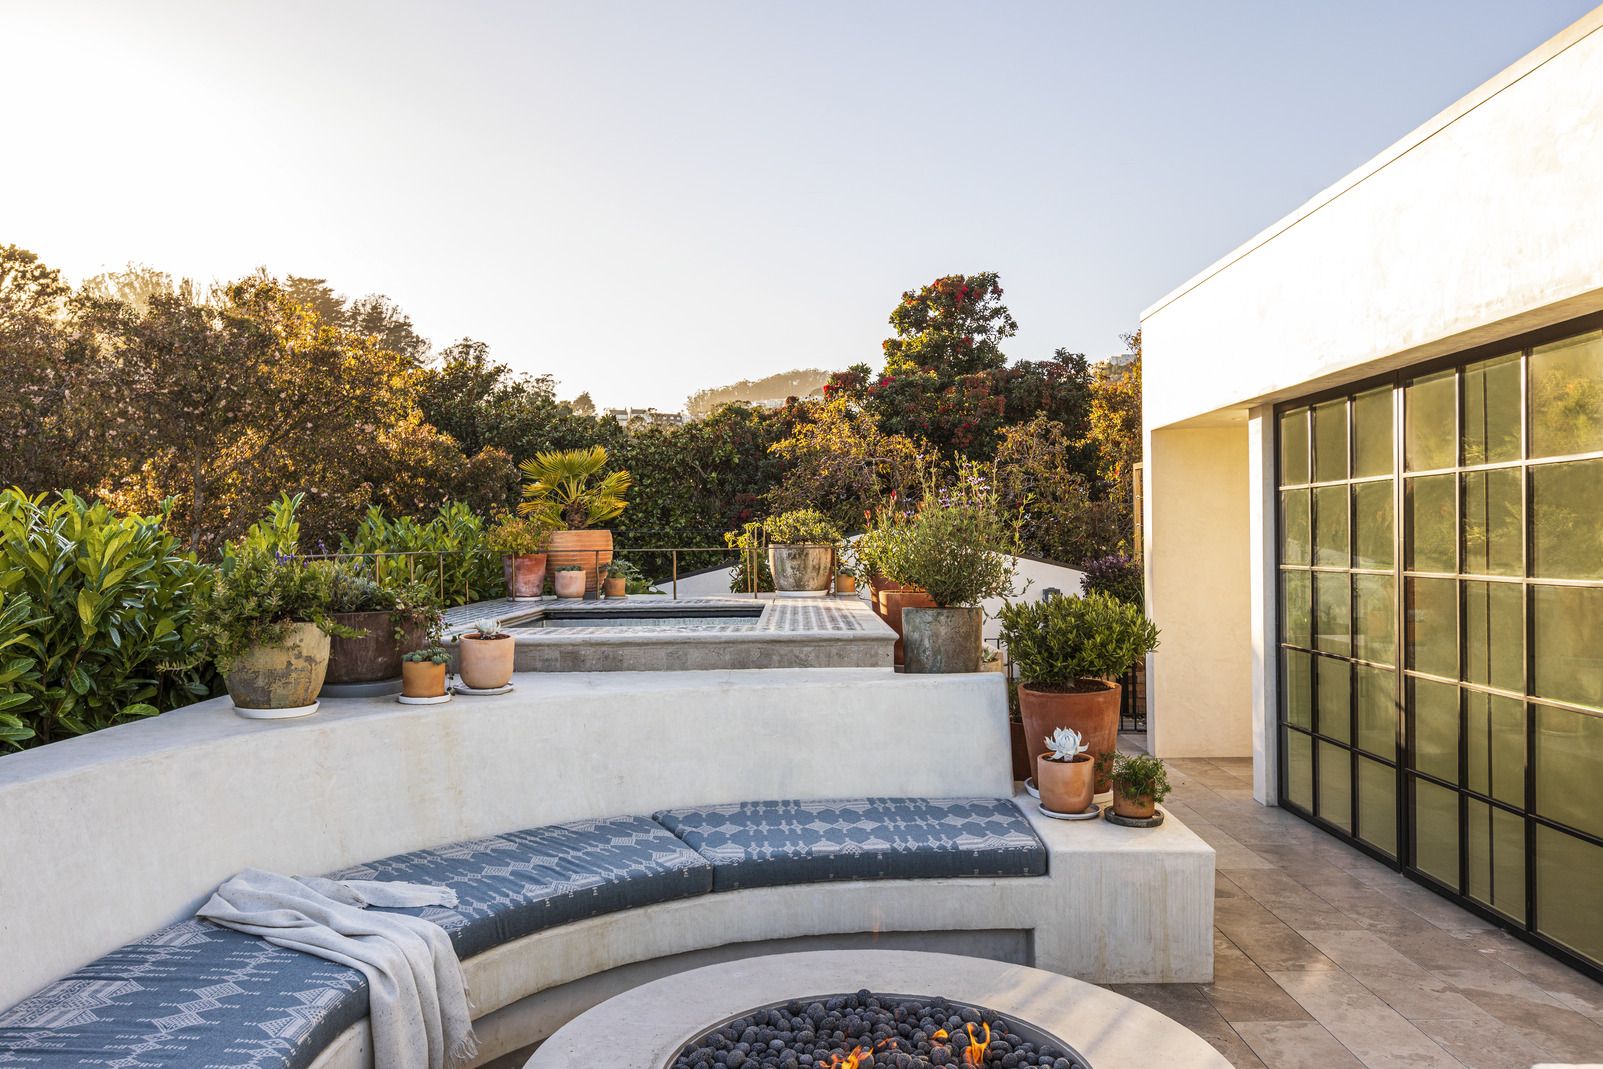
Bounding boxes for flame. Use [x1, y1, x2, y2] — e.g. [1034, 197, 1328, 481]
[933, 1028, 949, 1042]
[962, 1021, 992, 1065]
[815, 1047, 870, 1069]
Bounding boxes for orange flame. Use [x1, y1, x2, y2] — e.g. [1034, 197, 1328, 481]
[933, 1028, 949, 1042]
[815, 1047, 869, 1069]
[962, 1021, 992, 1065]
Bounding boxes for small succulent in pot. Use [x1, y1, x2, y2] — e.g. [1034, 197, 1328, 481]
[403, 645, 450, 664]
[552, 564, 586, 599]
[469, 618, 507, 639]
[457, 618, 515, 690]
[1042, 727, 1089, 763]
[1110, 752, 1172, 820]
[400, 644, 450, 699]
[1036, 726, 1095, 815]
[601, 558, 640, 598]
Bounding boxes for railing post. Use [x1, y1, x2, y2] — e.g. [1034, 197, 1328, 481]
[671, 549, 678, 600]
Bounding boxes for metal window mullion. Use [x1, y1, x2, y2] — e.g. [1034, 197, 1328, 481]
[1394, 376, 1409, 870]
[1521, 345, 1538, 935]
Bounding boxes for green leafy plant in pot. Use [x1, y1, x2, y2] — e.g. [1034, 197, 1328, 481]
[601, 558, 641, 599]
[997, 591, 1160, 791]
[486, 510, 554, 600]
[1110, 752, 1172, 820]
[322, 569, 443, 692]
[517, 446, 630, 596]
[762, 508, 843, 596]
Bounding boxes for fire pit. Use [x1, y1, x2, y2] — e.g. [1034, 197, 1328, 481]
[669, 990, 1088, 1068]
[527, 950, 1233, 1069]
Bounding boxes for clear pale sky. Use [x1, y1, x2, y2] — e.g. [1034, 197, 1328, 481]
[3, 1, 1595, 410]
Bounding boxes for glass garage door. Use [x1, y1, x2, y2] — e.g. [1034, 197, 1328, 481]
[1276, 322, 1603, 976]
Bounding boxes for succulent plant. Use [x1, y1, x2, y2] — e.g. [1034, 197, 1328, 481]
[471, 618, 504, 638]
[1043, 726, 1089, 763]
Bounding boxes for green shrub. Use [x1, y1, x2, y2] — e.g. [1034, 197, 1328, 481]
[996, 591, 1159, 688]
[196, 547, 346, 674]
[722, 521, 773, 592]
[0, 490, 214, 749]
[763, 508, 842, 545]
[1112, 752, 1172, 802]
[881, 503, 1015, 608]
[483, 511, 552, 557]
[325, 567, 443, 643]
[1081, 553, 1144, 610]
[339, 502, 502, 606]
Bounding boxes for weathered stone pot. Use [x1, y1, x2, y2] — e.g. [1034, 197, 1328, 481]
[1018, 680, 1122, 793]
[603, 575, 628, 598]
[226, 621, 330, 719]
[504, 553, 548, 600]
[768, 543, 833, 596]
[902, 606, 982, 673]
[401, 660, 447, 699]
[324, 612, 428, 687]
[458, 633, 515, 690]
[1037, 754, 1095, 815]
[881, 586, 936, 666]
[547, 529, 611, 596]
[553, 569, 586, 599]
[1112, 782, 1157, 819]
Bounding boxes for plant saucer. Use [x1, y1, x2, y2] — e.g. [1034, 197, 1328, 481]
[452, 681, 515, 696]
[1104, 807, 1165, 828]
[397, 693, 451, 705]
[1037, 801, 1102, 821]
[1023, 777, 1040, 799]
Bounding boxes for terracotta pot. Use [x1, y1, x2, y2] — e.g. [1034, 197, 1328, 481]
[225, 621, 330, 717]
[503, 553, 548, 600]
[768, 544, 833, 595]
[1017, 680, 1122, 793]
[603, 575, 628, 598]
[902, 606, 981, 673]
[1112, 782, 1157, 820]
[401, 660, 447, 698]
[546, 529, 612, 595]
[324, 611, 428, 685]
[553, 570, 586, 599]
[834, 574, 857, 595]
[458, 633, 515, 689]
[1008, 719, 1031, 782]
[1037, 754, 1095, 815]
[868, 575, 903, 620]
[881, 587, 936, 666]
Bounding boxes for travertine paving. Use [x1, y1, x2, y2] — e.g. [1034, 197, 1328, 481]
[1102, 753, 1603, 1069]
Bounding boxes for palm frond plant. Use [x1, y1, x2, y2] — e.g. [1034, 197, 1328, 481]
[516, 446, 632, 530]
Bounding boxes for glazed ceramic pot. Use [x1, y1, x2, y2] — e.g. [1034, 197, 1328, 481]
[901, 606, 981, 674]
[504, 553, 548, 600]
[546, 529, 611, 596]
[1017, 680, 1122, 792]
[1037, 754, 1095, 814]
[401, 660, 447, 699]
[553, 569, 586, 599]
[457, 633, 515, 689]
[226, 622, 330, 718]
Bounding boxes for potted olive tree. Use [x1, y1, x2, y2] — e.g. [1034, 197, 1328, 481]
[487, 512, 553, 601]
[1110, 752, 1172, 820]
[517, 446, 630, 597]
[763, 509, 842, 596]
[881, 499, 1015, 673]
[457, 618, 515, 691]
[199, 547, 349, 719]
[322, 570, 440, 696]
[997, 592, 1160, 792]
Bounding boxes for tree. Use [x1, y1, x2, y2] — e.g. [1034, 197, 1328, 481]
[882, 272, 1015, 378]
[765, 396, 929, 530]
[990, 415, 1124, 565]
[284, 275, 431, 365]
[1086, 330, 1143, 505]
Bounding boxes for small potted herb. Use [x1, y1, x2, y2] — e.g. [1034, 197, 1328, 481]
[601, 558, 640, 599]
[400, 645, 450, 701]
[1110, 752, 1172, 820]
[457, 618, 514, 690]
[552, 564, 586, 599]
[1037, 727, 1094, 816]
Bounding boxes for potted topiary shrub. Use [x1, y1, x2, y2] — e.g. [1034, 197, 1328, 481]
[457, 618, 515, 690]
[198, 547, 350, 719]
[517, 446, 630, 596]
[1110, 752, 1172, 820]
[322, 570, 441, 696]
[881, 499, 1015, 674]
[552, 564, 586, 599]
[1037, 727, 1095, 816]
[997, 592, 1160, 792]
[601, 558, 640, 599]
[400, 644, 450, 702]
[486, 511, 553, 601]
[763, 509, 842, 596]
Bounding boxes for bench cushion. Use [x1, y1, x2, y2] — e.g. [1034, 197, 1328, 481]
[653, 797, 1047, 891]
[325, 814, 713, 958]
[0, 919, 366, 1069]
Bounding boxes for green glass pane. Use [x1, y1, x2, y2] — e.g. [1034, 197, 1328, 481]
[1318, 741, 1352, 832]
[1406, 577, 1457, 678]
[1280, 489, 1310, 566]
[1280, 408, 1310, 485]
[1281, 570, 1311, 647]
[1313, 485, 1349, 567]
[1532, 585, 1603, 710]
[1406, 369, 1456, 472]
[1463, 581, 1523, 692]
[1352, 387, 1394, 479]
[1462, 468, 1522, 577]
[1467, 800, 1525, 922]
[1313, 399, 1349, 483]
[1354, 574, 1395, 666]
[1410, 677, 1459, 784]
[1465, 691, 1524, 807]
[1283, 650, 1313, 730]
[1356, 664, 1398, 760]
[1286, 729, 1314, 810]
[1535, 826, 1603, 965]
[1530, 330, 1603, 459]
[1535, 704, 1603, 840]
[1406, 475, 1456, 573]
[1358, 756, 1398, 858]
[1317, 657, 1351, 743]
[1353, 480, 1394, 570]
[1462, 353, 1522, 465]
[1315, 572, 1350, 656]
[1413, 778, 1460, 887]
[1531, 459, 1603, 580]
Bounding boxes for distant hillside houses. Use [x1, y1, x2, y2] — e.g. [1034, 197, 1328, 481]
[685, 368, 832, 419]
[604, 406, 686, 429]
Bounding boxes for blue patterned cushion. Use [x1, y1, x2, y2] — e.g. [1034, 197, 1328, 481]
[652, 797, 1047, 891]
[324, 815, 713, 958]
[0, 919, 366, 1069]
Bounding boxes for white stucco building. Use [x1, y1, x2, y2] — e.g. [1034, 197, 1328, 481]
[1140, 6, 1603, 976]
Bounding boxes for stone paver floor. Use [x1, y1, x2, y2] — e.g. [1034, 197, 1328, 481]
[1102, 753, 1603, 1069]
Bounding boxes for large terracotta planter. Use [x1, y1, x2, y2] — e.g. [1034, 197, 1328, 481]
[401, 660, 447, 699]
[1017, 680, 1122, 793]
[768, 544, 833, 596]
[1113, 782, 1157, 819]
[882, 587, 936, 666]
[902, 606, 981, 673]
[503, 553, 548, 600]
[1008, 719, 1032, 782]
[226, 621, 330, 718]
[1037, 754, 1095, 814]
[458, 634, 515, 690]
[324, 611, 427, 686]
[547, 529, 612, 596]
[553, 569, 586, 599]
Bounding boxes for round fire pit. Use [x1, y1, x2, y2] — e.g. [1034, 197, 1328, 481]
[526, 950, 1232, 1069]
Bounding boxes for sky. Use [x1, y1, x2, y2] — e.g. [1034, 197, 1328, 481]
[3, 1, 1596, 411]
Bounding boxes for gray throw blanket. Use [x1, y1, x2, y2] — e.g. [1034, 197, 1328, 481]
[197, 869, 477, 1069]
